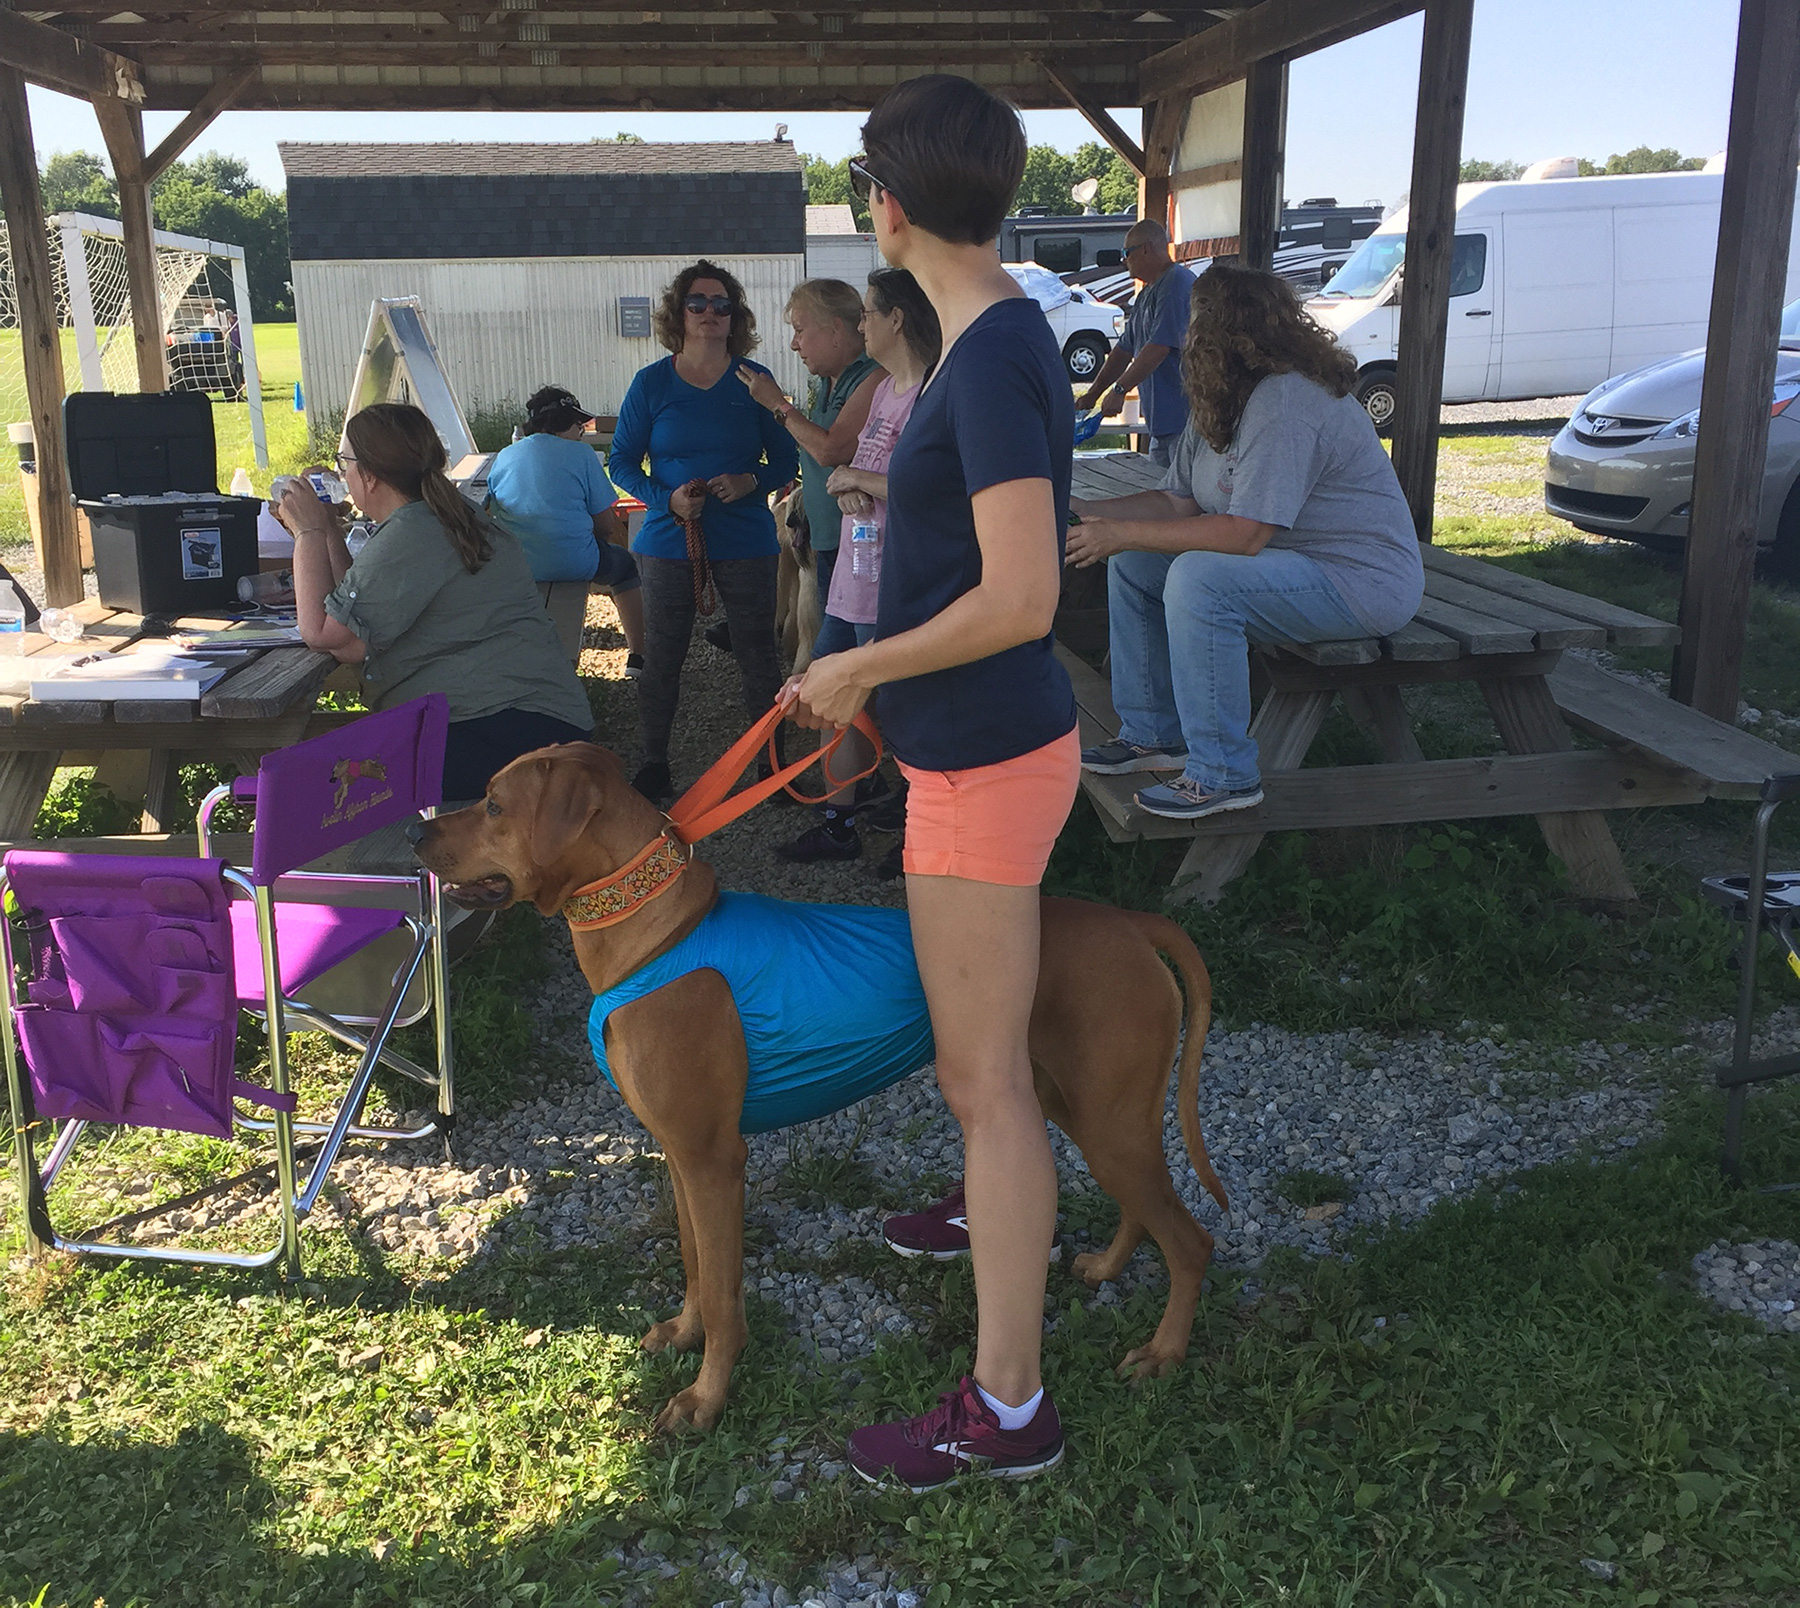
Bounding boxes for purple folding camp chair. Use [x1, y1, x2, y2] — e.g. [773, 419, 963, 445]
[1, 694, 452, 1273]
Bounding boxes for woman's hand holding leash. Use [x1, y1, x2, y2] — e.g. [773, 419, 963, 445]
[786, 649, 875, 731]
[669, 481, 707, 521]
[707, 473, 759, 503]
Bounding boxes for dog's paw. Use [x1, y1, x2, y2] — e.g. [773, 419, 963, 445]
[640, 1315, 704, 1355]
[653, 1386, 725, 1435]
[1115, 1344, 1183, 1383]
[1071, 1250, 1120, 1289]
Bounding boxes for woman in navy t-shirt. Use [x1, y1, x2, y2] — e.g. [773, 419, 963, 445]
[787, 74, 1078, 1492]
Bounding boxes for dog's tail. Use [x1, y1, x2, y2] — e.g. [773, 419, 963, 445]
[1133, 912, 1229, 1213]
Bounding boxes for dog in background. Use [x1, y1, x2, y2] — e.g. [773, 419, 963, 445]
[413, 743, 1230, 1435]
[773, 487, 822, 674]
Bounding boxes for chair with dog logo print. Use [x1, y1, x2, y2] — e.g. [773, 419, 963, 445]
[1, 694, 453, 1273]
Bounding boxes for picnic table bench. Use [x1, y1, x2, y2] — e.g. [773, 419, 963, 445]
[0, 600, 340, 840]
[1063, 451, 1800, 904]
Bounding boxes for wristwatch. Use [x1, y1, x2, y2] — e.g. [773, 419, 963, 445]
[773, 402, 793, 427]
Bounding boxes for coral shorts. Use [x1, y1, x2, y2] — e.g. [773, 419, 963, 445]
[898, 725, 1080, 887]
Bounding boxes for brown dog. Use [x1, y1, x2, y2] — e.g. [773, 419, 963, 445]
[773, 486, 822, 674]
[412, 743, 1228, 1432]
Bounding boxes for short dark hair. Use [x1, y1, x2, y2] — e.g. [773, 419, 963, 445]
[860, 75, 1027, 246]
[867, 267, 942, 370]
[652, 260, 759, 356]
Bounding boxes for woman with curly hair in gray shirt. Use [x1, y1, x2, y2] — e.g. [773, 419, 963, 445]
[1068, 259, 1423, 821]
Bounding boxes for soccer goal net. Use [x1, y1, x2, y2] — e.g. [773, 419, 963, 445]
[1, 211, 265, 464]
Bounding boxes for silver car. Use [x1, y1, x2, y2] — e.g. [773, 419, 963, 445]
[1544, 300, 1800, 581]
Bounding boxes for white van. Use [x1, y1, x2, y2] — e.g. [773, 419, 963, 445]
[1306, 168, 1800, 431]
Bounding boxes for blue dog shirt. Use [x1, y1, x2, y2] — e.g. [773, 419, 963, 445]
[585, 891, 936, 1134]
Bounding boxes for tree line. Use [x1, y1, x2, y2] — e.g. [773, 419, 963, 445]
[1460, 146, 1708, 182]
[805, 141, 1139, 230]
[5, 150, 291, 319]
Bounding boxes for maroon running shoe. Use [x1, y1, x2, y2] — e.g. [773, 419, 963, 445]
[847, 1376, 1065, 1492]
[882, 1182, 1060, 1261]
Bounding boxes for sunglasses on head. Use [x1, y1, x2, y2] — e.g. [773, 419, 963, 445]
[684, 294, 736, 315]
[848, 157, 903, 209]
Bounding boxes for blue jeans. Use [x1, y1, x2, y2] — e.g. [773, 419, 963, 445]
[1107, 547, 1368, 792]
[814, 612, 876, 659]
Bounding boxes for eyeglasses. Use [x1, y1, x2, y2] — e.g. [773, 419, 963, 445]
[335, 453, 357, 472]
[849, 157, 904, 210]
[683, 294, 737, 315]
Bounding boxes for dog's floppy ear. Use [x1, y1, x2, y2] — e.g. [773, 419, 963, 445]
[528, 750, 607, 879]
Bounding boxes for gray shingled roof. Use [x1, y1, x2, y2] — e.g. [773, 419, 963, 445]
[279, 141, 802, 178]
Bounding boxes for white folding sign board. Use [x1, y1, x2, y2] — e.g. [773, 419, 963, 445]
[342, 296, 477, 461]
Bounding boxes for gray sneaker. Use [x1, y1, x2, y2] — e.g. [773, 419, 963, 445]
[1080, 739, 1187, 775]
[1134, 777, 1264, 820]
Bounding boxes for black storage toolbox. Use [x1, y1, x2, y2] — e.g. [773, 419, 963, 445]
[63, 391, 259, 614]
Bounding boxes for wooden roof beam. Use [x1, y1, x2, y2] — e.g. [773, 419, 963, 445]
[1041, 58, 1145, 174]
[129, 42, 1154, 68]
[1139, 0, 1421, 102]
[142, 63, 256, 180]
[0, 7, 143, 101]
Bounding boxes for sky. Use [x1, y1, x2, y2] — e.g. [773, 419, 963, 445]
[24, 0, 1741, 210]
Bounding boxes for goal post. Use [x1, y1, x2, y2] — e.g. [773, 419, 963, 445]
[0, 210, 266, 468]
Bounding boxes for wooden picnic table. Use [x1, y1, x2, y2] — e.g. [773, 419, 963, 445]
[1063, 451, 1800, 904]
[0, 600, 339, 840]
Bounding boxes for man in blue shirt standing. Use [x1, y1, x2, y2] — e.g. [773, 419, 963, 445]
[1076, 220, 1197, 467]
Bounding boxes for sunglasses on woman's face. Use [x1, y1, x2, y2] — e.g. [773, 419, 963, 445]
[684, 294, 736, 315]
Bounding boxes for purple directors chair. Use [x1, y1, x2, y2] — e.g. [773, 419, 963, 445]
[1, 695, 454, 1273]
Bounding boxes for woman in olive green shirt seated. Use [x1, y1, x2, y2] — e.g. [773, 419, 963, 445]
[278, 402, 594, 800]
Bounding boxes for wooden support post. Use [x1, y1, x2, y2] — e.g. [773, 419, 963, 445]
[1389, 0, 1475, 543]
[0, 67, 83, 609]
[94, 97, 166, 394]
[1140, 97, 1184, 234]
[1671, 0, 1800, 720]
[1239, 57, 1286, 271]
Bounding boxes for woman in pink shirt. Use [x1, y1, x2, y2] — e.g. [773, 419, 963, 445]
[776, 267, 942, 865]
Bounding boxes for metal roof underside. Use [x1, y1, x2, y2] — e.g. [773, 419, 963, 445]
[14, 3, 1236, 112]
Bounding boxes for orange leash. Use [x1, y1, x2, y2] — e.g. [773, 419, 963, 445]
[559, 699, 881, 930]
[679, 478, 721, 617]
[667, 698, 882, 843]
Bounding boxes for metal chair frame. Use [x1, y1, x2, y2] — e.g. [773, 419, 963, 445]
[1705, 771, 1800, 1186]
[1, 804, 454, 1275]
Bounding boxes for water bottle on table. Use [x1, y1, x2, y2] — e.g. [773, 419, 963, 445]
[0, 583, 27, 654]
[850, 516, 880, 580]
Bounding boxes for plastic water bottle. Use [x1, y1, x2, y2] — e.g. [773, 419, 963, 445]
[229, 466, 255, 497]
[0, 583, 27, 654]
[38, 607, 84, 643]
[850, 516, 879, 580]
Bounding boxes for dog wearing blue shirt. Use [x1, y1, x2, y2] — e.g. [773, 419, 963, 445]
[413, 741, 1228, 1434]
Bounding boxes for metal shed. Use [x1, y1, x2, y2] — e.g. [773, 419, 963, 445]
[279, 139, 809, 422]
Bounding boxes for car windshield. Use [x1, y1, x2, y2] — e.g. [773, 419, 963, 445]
[1317, 234, 1406, 299]
[1782, 300, 1800, 347]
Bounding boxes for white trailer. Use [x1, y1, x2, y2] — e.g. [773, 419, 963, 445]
[1306, 167, 1800, 430]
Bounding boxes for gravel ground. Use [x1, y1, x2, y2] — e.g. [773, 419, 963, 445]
[41, 436, 1795, 1606]
[1690, 1239, 1800, 1334]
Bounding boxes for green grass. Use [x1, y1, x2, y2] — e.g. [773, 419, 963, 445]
[5, 424, 1800, 1606]
[1, 1085, 1796, 1607]
[1, 326, 310, 551]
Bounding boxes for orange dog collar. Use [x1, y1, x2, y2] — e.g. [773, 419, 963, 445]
[561, 827, 690, 931]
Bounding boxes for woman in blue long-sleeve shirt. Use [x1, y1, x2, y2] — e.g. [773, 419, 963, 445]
[610, 260, 801, 805]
